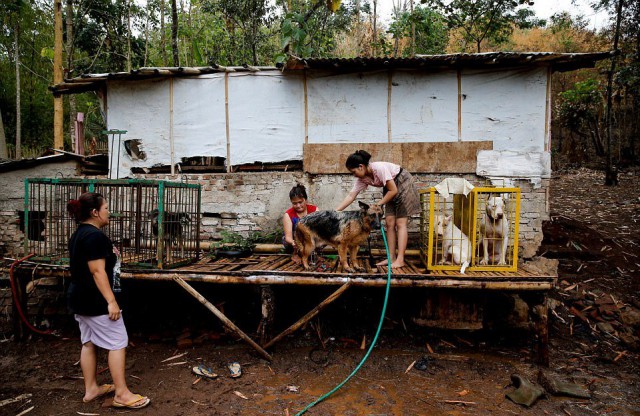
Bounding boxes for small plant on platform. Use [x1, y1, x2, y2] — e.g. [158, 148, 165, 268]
[211, 230, 277, 257]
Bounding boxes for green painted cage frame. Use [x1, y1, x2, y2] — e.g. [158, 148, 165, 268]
[23, 178, 202, 269]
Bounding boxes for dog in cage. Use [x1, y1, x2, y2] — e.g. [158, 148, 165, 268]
[479, 196, 509, 266]
[294, 201, 382, 273]
[148, 209, 191, 262]
[434, 214, 472, 266]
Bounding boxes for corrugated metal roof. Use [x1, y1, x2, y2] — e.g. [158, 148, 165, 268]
[50, 52, 613, 95]
[0, 153, 81, 174]
[281, 51, 614, 72]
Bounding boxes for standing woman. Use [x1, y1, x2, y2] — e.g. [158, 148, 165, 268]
[336, 150, 420, 269]
[282, 184, 317, 252]
[67, 192, 150, 409]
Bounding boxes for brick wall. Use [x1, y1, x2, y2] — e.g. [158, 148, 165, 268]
[0, 160, 78, 259]
[135, 172, 549, 259]
[0, 168, 549, 260]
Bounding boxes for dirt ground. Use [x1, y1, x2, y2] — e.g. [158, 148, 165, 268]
[1, 168, 640, 416]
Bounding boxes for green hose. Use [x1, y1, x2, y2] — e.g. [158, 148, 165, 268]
[295, 224, 393, 415]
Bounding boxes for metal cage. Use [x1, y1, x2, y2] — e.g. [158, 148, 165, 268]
[470, 187, 520, 272]
[23, 178, 201, 269]
[419, 186, 520, 272]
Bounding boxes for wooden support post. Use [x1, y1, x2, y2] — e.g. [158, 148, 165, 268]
[173, 275, 272, 361]
[263, 281, 352, 349]
[53, 0, 64, 150]
[257, 285, 275, 346]
[532, 299, 549, 367]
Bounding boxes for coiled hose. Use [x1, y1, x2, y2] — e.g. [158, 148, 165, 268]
[295, 224, 393, 415]
[9, 254, 56, 336]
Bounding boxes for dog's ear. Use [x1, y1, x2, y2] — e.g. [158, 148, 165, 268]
[358, 201, 370, 210]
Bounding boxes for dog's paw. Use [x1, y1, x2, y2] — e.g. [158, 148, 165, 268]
[344, 267, 356, 273]
[497, 260, 507, 266]
[354, 265, 365, 272]
[479, 258, 488, 265]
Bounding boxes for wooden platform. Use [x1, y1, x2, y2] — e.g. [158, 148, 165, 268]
[120, 254, 556, 291]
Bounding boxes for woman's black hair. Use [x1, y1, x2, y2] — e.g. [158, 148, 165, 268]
[345, 150, 372, 170]
[289, 184, 308, 200]
[67, 192, 105, 223]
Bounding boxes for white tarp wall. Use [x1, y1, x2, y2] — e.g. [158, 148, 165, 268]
[105, 67, 550, 179]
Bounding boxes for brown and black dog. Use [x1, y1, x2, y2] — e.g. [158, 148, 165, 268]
[294, 201, 382, 273]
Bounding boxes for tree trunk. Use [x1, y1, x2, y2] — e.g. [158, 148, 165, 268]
[604, 0, 624, 185]
[161, 0, 167, 66]
[15, 21, 21, 160]
[66, 0, 76, 152]
[127, 0, 132, 71]
[410, 0, 415, 57]
[373, 0, 377, 56]
[171, 0, 179, 66]
[0, 110, 7, 159]
[144, 1, 150, 66]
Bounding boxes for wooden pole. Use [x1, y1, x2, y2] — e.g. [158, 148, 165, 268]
[263, 281, 352, 349]
[133, 272, 555, 291]
[169, 78, 175, 175]
[173, 275, 272, 361]
[225, 72, 231, 172]
[533, 300, 549, 367]
[53, 0, 64, 150]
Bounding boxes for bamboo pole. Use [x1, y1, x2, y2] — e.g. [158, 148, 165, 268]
[128, 272, 554, 290]
[263, 281, 352, 349]
[172, 275, 272, 361]
[225, 72, 231, 172]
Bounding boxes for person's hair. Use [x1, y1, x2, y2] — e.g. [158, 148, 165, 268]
[345, 150, 372, 170]
[67, 192, 105, 223]
[289, 184, 308, 200]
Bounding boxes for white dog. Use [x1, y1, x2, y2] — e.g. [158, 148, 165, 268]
[434, 214, 472, 265]
[480, 196, 509, 265]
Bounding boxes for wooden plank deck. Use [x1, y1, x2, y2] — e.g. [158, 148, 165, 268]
[119, 254, 556, 291]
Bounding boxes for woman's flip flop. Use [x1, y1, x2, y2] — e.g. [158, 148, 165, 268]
[192, 364, 218, 379]
[82, 383, 115, 403]
[112, 394, 150, 409]
[228, 362, 242, 378]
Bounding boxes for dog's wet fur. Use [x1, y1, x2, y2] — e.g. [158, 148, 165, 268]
[295, 201, 382, 273]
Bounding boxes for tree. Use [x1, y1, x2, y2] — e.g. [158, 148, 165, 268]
[423, 0, 534, 52]
[203, 0, 276, 65]
[171, 0, 178, 66]
[277, 0, 356, 62]
[595, 0, 640, 167]
[387, 5, 449, 56]
[0, 110, 7, 159]
[556, 79, 607, 157]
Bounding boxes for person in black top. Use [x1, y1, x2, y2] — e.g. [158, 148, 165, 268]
[67, 192, 150, 409]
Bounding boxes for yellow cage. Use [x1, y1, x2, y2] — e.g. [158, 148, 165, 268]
[470, 187, 520, 272]
[419, 186, 520, 272]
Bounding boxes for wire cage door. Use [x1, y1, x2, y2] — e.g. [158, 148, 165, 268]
[470, 187, 520, 272]
[420, 187, 475, 271]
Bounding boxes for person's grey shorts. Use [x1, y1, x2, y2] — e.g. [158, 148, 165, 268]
[75, 314, 128, 350]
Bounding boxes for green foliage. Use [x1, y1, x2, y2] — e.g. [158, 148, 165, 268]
[423, 0, 534, 52]
[556, 79, 606, 156]
[212, 229, 277, 253]
[277, 0, 358, 60]
[387, 6, 449, 56]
